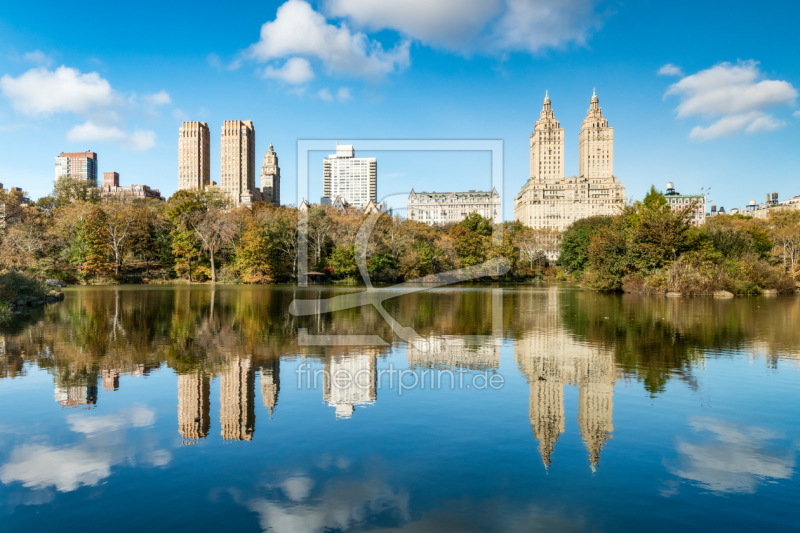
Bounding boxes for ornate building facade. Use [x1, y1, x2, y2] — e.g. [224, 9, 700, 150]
[260, 144, 281, 206]
[407, 188, 501, 225]
[514, 91, 626, 232]
[178, 122, 210, 191]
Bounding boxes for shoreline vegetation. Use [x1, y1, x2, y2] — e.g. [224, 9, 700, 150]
[0, 179, 798, 297]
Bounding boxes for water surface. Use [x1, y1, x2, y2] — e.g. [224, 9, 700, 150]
[1, 285, 798, 532]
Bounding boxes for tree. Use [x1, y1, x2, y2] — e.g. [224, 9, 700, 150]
[515, 226, 561, 271]
[558, 216, 612, 273]
[102, 199, 137, 275]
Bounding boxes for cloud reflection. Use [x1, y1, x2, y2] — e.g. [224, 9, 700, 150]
[669, 416, 795, 494]
[0, 407, 169, 494]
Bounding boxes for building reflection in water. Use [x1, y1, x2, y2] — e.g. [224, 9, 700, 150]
[323, 353, 377, 419]
[260, 358, 280, 416]
[515, 288, 616, 470]
[53, 368, 98, 408]
[220, 356, 256, 441]
[178, 370, 211, 445]
[407, 335, 500, 372]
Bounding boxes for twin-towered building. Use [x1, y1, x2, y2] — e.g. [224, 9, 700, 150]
[177, 121, 281, 207]
[515, 90, 626, 231]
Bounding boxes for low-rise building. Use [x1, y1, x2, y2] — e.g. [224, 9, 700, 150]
[743, 193, 800, 219]
[664, 182, 705, 226]
[408, 188, 501, 225]
[100, 172, 164, 201]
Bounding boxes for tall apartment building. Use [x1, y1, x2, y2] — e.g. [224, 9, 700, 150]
[530, 91, 564, 179]
[55, 151, 98, 182]
[514, 91, 626, 232]
[579, 89, 614, 179]
[178, 370, 211, 444]
[322, 144, 377, 209]
[407, 188, 501, 225]
[220, 120, 258, 206]
[178, 122, 210, 191]
[260, 144, 281, 205]
[220, 356, 256, 441]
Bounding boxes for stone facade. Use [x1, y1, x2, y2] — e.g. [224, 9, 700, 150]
[408, 188, 501, 225]
[515, 91, 626, 232]
[178, 122, 210, 191]
[220, 120, 259, 207]
[100, 171, 163, 201]
[260, 144, 281, 205]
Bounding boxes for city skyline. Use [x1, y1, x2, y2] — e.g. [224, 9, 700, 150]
[1, 0, 798, 218]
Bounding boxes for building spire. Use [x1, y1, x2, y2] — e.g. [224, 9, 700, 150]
[544, 90, 549, 103]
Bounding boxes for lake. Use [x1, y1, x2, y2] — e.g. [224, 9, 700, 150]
[1, 285, 798, 532]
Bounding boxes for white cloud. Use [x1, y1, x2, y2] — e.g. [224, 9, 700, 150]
[0, 445, 111, 492]
[262, 57, 315, 84]
[669, 417, 794, 494]
[247, 477, 409, 533]
[0, 65, 163, 150]
[325, 0, 501, 49]
[0, 66, 114, 116]
[23, 50, 52, 66]
[666, 60, 797, 140]
[794, 110, 800, 118]
[490, 0, 607, 54]
[336, 87, 352, 101]
[68, 121, 156, 151]
[317, 88, 334, 101]
[658, 63, 683, 76]
[281, 476, 315, 501]
[247, 0, 410, 80]
[0, 407, 169, 494]
[325, 0, 606, 54]
[67, 407, 155, 434]
[143, 90, 171, 106]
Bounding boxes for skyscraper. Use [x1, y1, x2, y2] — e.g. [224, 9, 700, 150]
[178, 122, 210, 191]
[529, 91, 564, 180]
[260, 358, 280, 416]
[579, 89, 614, 179]
[220, 120, 258, 206]
[55, 151, 98, 182]
[220, 356, 256, 441]
[514, 91, 626, 232]
[322, 144, 377, 209]
[178, 370, 211, 444]
[323, 353, 377, 419]
[260, 144, 281, 205]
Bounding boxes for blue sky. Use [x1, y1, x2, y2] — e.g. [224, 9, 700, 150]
[1, 0, 799, 219]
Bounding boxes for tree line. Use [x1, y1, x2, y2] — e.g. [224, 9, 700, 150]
[558, 186, 800, 294]
[0, 177, 562, 285]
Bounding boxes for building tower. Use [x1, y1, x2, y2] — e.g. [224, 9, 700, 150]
[55, 151, 98, 183]
[220, 356, 256, 441]
[322, 144, 377, 208]
[178, 122, 210, 191]
[220, 120, 257, 207]
[260, 144, 281, 205]
[260, 358, 280, 416]
[578, 89, 614, 179]
[530, 91, 565, 180]
[178, 370, 211, 444]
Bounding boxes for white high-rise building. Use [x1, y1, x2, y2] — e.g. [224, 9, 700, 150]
[322, 144, 377, 209]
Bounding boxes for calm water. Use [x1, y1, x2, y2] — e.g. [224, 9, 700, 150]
[1, 285, 798, 532]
